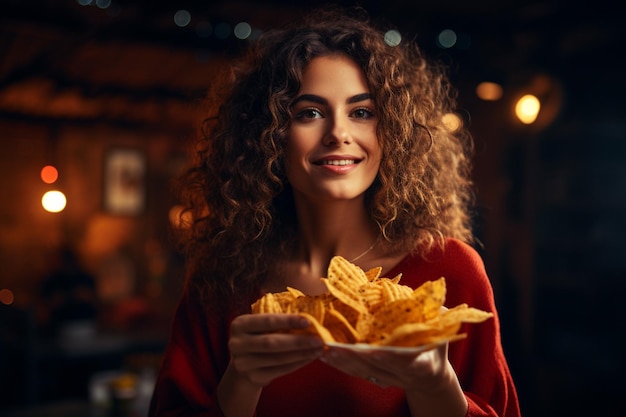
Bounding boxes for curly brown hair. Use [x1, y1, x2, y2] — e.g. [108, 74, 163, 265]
[174, 7, 475, 307]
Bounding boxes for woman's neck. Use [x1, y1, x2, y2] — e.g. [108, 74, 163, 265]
[263, 197, 370, 292]
[293, 197, 378, 264]
[264, 195, 407, 295]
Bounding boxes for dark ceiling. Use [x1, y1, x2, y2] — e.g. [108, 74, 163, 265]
[1, 0, 623, 131]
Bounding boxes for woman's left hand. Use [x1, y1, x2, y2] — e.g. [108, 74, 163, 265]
[321, 341, 452, 392]
[321, 341, 468, 417]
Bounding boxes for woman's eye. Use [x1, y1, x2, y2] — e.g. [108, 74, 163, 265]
[352, 108, 374, 119]
[296, 108, 323, 119]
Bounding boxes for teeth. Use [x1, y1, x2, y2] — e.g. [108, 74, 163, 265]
[320, 160, 355, 166]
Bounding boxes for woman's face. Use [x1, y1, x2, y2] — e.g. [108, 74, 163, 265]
[285, 55, 381, 203]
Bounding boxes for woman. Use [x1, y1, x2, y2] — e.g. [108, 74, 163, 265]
[149, 7, 520, 417]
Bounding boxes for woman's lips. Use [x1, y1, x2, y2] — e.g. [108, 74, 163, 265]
[316, 159, 357, 166]
[313, 158, 361, 173]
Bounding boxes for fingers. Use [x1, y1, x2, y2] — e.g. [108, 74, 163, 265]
[231, 333, 324, 365]
[227, 313, 325, 387]
[321, 347, 393, 387]
[231, 313, 310, 335]
[230, 313, 322, 354]
[321, 343, 451, 390]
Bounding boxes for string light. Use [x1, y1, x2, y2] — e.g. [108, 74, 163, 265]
[515, 94, 541, 124]
[41, 165, 59, 184]
[42, 190, 67, 213]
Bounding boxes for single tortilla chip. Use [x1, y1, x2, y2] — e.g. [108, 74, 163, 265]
[291, 312, 335, 343]
[251, 292, 283, 314]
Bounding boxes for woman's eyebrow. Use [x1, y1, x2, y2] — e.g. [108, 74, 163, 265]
[292, 93, 373, 106]
[292, 94, 327, 106]
[347, 93, 373, 104]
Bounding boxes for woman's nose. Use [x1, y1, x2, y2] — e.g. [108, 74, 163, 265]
[323, 116, 352, 146]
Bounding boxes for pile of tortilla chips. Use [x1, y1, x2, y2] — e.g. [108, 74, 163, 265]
[251, 256, 493, 347]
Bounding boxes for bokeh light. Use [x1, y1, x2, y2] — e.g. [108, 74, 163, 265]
[476, 82, 504, 101]
[442, 113, 463, 132]
[174, 10, 192, 27]
[42, 190, 67, 213]
[0, 289, 14, 305]
[384, 30, 402, 47]
[41, 165, 59, 184]
[437, 29, 457, 48]
[515, 94, 541, 124]
[234, 22, 252, 40]
[95, 0, 111, 8]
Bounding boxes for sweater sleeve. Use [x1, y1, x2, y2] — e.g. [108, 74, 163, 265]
[148, 287, 231, 417]
[440, 239, 521, 417]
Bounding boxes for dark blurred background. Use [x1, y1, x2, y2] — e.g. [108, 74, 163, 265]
[1, 1, 624, 416]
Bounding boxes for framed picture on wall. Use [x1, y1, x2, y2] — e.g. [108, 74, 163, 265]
[103, 148, 146, 215]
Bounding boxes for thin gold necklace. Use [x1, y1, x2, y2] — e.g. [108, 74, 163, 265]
[348, 239, 377, 263]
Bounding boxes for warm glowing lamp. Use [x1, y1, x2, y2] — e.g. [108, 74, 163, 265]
[41, 165, 59, 184]
[42, 190, 67, 213]
[515, 94, 541, 124]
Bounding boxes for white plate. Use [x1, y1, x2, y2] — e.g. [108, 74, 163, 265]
[326, 335, 465, 354]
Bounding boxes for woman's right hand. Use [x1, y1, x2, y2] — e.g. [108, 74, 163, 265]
[227, 313, 325, 387]
[217, 314, 324, 416]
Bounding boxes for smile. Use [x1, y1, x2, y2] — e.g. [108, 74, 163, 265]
[316, 159, 358, 166]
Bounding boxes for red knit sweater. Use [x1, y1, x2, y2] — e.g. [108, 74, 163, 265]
[149, 238, 520, 417]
